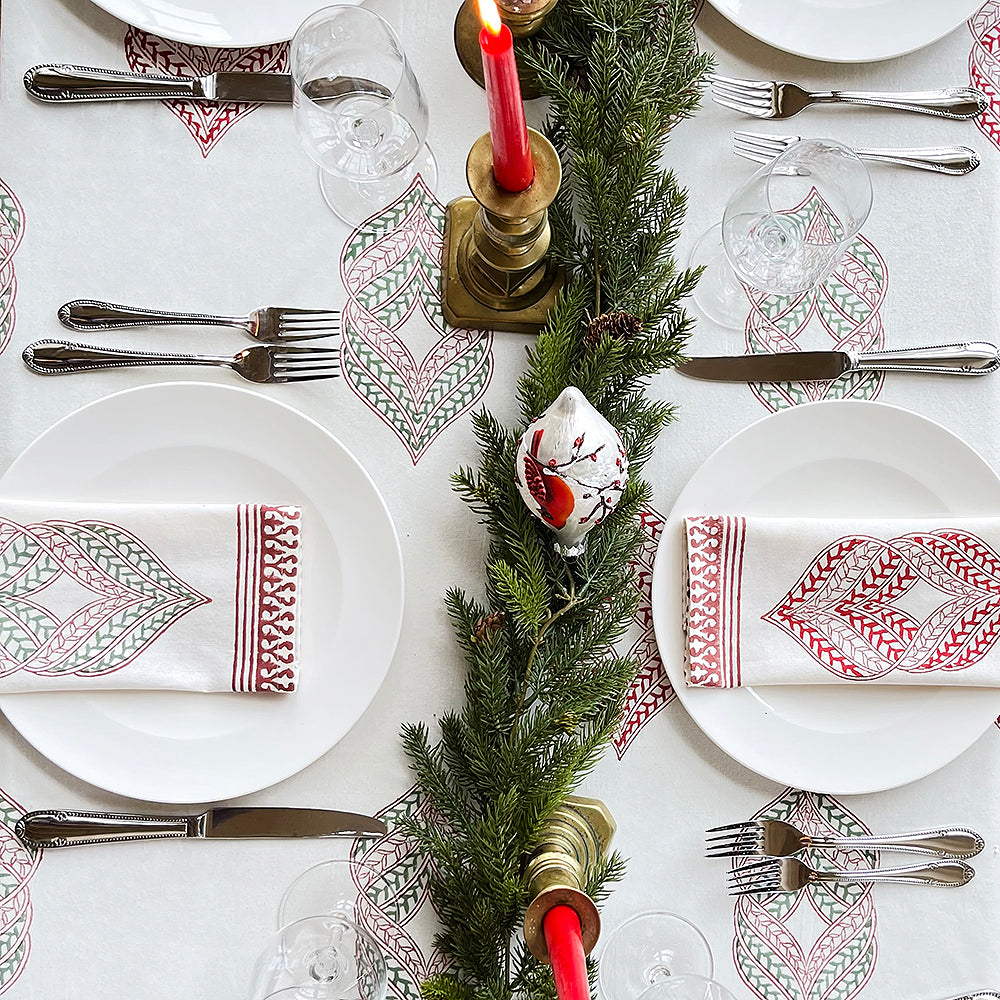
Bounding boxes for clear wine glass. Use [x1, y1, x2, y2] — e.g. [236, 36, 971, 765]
[248, 860, 387, 1000]
[599, 911, 714, 1000]
[290, 5, 438, 228]
[691, 138, 872, 328]
[637, 976, 738, 1000]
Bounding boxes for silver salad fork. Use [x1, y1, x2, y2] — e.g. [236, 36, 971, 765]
[59, 300, 341, 343]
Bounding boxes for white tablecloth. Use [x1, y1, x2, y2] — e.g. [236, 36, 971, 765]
[0, 1, 999, 997]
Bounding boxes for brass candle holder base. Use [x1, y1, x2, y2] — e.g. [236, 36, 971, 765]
[442, 129, 564, 335]
[522, 795, 616, 962]
[453, 0, 558, 99]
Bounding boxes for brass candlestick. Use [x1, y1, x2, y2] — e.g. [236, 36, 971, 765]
[522, 795, 616, 962]
[442, 129, 564, 335]
[454, 0, 558, 98]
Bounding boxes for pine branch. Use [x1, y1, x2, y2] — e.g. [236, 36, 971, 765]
[402, 4, 711, 999]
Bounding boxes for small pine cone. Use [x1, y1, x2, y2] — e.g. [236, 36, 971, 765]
[583, 311, 643, 349]
[472, 612, 506, 644]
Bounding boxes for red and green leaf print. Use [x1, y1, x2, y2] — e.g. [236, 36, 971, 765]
[0, 792, 40, 996]
[351, 786, 448, 1000]
[970, 2, 1000, 150]
[766, 529, 1000, 681]
[0, 519, 208, 679]
[123, 28, 288, 156]
[743, 192, 887, 413]
[734, 790, 878, 1000]
[0, 179, 24, 360]
[340, 178, 494, 464]
[615, 507, 675, 758]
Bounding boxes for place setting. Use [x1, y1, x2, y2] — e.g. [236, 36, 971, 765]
[0, 0, 999, 998]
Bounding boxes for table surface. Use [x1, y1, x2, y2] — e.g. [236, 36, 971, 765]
[1, 0, 999, 997]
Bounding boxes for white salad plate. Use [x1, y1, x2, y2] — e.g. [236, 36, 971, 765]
[651, 399, 1000, 794]
[88, 0, 359, 47]
[707, 0, 982, 63]
[0, 382, 404, 803]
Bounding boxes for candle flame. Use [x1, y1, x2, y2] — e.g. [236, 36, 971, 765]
[476, 0, 503, 36]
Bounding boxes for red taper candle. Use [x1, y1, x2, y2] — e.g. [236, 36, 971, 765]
[543, 905, 589, 1000]
[476, 0, 534, 192]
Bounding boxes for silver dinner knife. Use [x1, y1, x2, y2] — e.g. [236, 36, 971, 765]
[15, 808, 387, 848]
[23, 64, 393, 104]
[676, 342, 1000, 382]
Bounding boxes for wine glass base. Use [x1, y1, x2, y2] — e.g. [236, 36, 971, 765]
[689, 223, 750, 331]
[318, 144, 438, 230]
[599, 911, 714, 1000]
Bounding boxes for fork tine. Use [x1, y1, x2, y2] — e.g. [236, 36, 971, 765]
[278, 322, 342, 333]
[276, 371, 342, 383]
[276, 308, 342, 318]
[727, 858, 776, 873]
[279, 314, 341, 325]
[710, 80, 773, 107]
[732, 140, 782, 158]
[708, 73, 774, 91]
[275, 364, 342, 376]
[274, 331, 340, 343]
[733, 149, 770, 165]
[711, 94, 773, 119]
[729, 883, 781, 897]
[706, 825, 755, 840]
[733, 130, 794, 148]
[271, 345, 342, 354]
[705, 836, 757, 851]
[705, 822, 756, 834]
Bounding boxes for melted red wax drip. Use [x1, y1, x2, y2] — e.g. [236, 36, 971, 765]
[544, 905, 589, 1000]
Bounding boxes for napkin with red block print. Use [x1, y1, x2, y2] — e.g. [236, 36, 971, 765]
[0, 499, 300, 693]
[684, 514, 1000, 687]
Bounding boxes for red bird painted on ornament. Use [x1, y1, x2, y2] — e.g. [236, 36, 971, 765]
[523, 428, 575, 528]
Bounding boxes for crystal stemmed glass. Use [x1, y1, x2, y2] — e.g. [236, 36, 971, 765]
[636, 976, 738, 1000]
[248, 860, 387, 1000]
[599, 911, 715, 1000]
[691, 138, 872, 328]
[290, 5, 438, 228]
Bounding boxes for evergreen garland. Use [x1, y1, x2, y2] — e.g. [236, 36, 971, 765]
[401, 4, 711, 999]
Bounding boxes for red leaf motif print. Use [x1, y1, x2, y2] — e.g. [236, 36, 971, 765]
[765, 530, 1000, 680]
[123, 28, 288, 157]
[615, 507, 676, 758]
[970, 2, 1000, 151]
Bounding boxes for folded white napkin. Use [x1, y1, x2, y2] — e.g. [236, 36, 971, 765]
[0, 500, 300, 694]
[684, 515, 1000, 688]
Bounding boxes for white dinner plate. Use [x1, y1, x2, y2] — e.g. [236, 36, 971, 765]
[0, 383, 403, 803]
[651, 400, 1000, 794]
[88, 0, 359, 47]
[707, 0, 982, 63]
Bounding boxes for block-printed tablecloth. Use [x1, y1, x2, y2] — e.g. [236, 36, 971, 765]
[0, 0, 999, 997]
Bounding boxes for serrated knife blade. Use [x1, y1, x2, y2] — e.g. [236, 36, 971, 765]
[16, 808, 387, 848]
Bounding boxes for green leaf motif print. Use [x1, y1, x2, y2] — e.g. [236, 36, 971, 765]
[340, 177, 494, 464]
[733, 789, 878, 1000]
[0, 518, 208, 679]
[743, 190, 888, 413]
[351, 786, 449, 1000]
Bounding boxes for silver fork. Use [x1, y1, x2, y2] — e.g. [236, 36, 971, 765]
[708, 74, 986, 120]
[22, 340, 341, 384]
[707, 819, 984, 860]
[58, 300, 341, 343]
[727, 857, 975, 896]
[733, 131, 980, 175]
